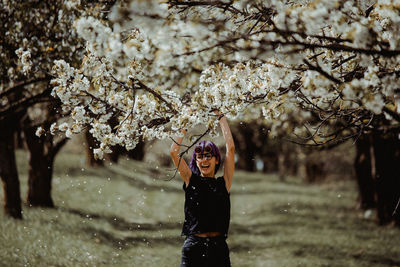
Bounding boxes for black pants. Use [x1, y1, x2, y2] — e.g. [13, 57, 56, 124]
[181, 235, 231, 267]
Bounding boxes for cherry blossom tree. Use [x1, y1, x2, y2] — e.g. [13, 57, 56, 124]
[47, 0, 399, 224]
[0, 0, 116, 218]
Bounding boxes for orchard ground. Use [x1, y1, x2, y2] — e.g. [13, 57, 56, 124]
[1, 147, 399, 267]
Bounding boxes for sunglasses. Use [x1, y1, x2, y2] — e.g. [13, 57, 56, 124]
[195, 153, 213, 161]
[194, 146, 212, 154]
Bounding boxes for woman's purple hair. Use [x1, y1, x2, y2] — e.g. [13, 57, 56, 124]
[189, 140, 221, 176]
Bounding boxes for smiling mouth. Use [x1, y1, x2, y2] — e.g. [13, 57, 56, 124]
[200, 165, 210, 169]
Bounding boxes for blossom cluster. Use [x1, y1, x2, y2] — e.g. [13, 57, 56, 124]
[1, 0, 108, 138]
[15, 48, 32, 75]
[48, 0, 400, 152]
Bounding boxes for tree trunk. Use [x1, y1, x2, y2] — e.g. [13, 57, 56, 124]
[304, 161, 324, 183]
[108, 139, 146, 163]
[127, 139, 146, 161]
[85, 129, 104, 167]
[373, 132, 400, 226]
[235, 122, 256, 172]
[23, 125, 54, 207]
[287, 145, 300, 177]
[277, 145, 286, 181]
[262, 153, 278, 173]
[14, 129, 24, 149]
[354, 135, 376, 210]
[27, 155, 54, 207]
[108, 145, 123, 163]
[0, 124, 22, 219]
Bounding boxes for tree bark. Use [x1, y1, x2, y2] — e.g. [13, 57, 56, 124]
[23, 124, 55, 207]
[127, 139, 146, 161]
[258, 126, 279, 173]
[85, 129, 104, 167]
[262, 153, 278, 173]
[0, 123, 22, 219]
[235, 122, 256, 171]
[277, 143, 286, 181]
[354, 134, 376, 210]
[107, 145, 123, 163]
[14, 128, 24, 149]
[373, 132, 400, 225]
[107, 138, 146, 163]
[304, 161, 324, 183]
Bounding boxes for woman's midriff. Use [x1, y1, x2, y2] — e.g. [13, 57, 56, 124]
[193, 232, 222, 237]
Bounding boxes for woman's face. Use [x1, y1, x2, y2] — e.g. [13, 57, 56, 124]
[195, 152, 218, 177]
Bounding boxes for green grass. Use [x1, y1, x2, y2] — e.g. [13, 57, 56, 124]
[1, 150, 399, 267]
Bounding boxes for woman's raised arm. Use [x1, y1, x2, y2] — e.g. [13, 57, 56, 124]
[170, 129, 192, 186]
[218, 114, 235, 192]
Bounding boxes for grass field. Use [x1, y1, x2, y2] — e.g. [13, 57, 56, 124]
[1, 149, 399, 267]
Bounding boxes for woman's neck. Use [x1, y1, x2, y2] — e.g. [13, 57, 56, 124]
[200, 174, 215, 178]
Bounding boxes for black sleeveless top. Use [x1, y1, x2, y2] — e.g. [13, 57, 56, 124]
[181, 173, 231, 237]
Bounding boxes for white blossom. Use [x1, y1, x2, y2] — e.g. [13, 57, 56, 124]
[47, 0, 400, 151]
[15, 48, 32, 74]
[35, 127, 45, 137]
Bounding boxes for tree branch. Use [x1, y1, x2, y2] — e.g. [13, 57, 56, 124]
[51, 137, 69, 158]
[131, 78, 177, 114]
[383, 106, 400, 123]
[303, 59, 342, 84]
[0, 87, 53, 120]
[0, 76, 51, 99]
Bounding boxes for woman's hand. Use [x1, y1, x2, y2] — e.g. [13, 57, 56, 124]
[213, 109, 224, 121]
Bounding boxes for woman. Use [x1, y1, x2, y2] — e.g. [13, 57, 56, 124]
[170, 112, 235, 267]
